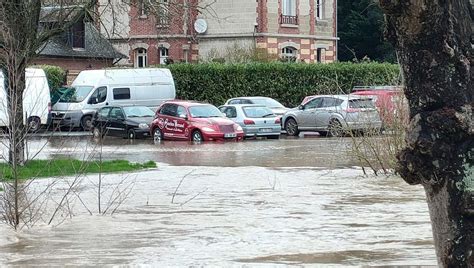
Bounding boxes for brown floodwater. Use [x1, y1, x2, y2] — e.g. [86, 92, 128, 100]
[20, 134, 361, 168]
[0, 135, 436, 266]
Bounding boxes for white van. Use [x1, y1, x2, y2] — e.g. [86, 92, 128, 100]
[0, 68, 51, 131]
[51, 68, 176, 130]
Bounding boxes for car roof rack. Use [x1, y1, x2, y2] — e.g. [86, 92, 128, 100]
[352, 85, 403, 92]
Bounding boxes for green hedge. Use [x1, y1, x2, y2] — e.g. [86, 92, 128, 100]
[168, 62, 401, 107]
[32, 65, 66, 93]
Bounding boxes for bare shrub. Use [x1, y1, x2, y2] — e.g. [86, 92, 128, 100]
[348, 91, 409, 175]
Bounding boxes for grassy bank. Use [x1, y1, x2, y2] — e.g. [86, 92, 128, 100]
[0, 159, 157, 180]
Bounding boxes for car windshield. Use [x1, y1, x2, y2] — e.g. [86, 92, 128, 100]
[58, 86, 94, 103]
[251, 98, 285, 108]
[349, 99, 376, 109]
[123, 106, 155, 117]
[189, 105, 223, 118]
[243, 106, 275, 118]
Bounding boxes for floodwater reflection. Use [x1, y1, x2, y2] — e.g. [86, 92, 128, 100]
[18, 135, 360, 168]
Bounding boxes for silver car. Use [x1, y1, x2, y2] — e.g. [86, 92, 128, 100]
[282, 95, 382, 137]
[224, 97, 289, 116]
[219, 104, 281, 139]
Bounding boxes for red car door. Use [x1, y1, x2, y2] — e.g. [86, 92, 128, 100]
[173, 105, 189, 139]
[157, 104, 188, 140]
[156, 103, 177, 139]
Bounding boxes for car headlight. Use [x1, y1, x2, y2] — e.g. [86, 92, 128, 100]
[202, 126, 215, 132]
[139, 123, 149, 129]
[234, 124, 243, 131]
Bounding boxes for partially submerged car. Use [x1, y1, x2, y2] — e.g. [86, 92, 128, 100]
[224, 96, 289, 116]
[219, 104, 281, 139]
[282, 95, 382, 137]
[351, 87, 407, 128]
[151, 101, 244, 142]
[92, 105, 154, 139]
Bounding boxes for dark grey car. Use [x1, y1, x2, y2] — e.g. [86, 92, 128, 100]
[92, 106, 154, 139]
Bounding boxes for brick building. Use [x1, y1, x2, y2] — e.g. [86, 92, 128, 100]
[100, 0, 338, 66]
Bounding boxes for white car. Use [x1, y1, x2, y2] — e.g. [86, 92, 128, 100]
[224, 96, 289, 116]
[219, 104, 281, 139]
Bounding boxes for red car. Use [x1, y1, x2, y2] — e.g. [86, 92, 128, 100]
[151, 101, 244, 142]
[351, 88, 408, 127]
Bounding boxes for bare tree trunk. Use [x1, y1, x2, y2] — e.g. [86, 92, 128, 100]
[6, 65, 26, 166]
[379, 0, 473, 266]
[5, 67, 26, 229]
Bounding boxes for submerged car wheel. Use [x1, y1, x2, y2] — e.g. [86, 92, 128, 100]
[127, 129, 136, 139]
[153, 128, 163, 142]
[267, 135, 280, 140]
[285, 118, 299, 136]
[81, 115, 93, 131]
[328, 119, 344, 137]
[27, 116, 41, 132]
[191, 130, 203, 143]
[92, 127, 103, 139]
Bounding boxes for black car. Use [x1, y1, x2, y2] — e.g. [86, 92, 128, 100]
[92, 106, 155, 139]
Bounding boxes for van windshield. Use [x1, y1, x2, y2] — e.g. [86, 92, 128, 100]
[58, 86, 94, 103]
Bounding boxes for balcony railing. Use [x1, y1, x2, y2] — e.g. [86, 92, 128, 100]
[156, 16, 170, 28]
[280, 14, 298, 25]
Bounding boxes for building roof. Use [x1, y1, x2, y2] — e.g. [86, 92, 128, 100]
[38, 22, 126, 60]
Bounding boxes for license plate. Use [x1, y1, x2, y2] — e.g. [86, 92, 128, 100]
[224, 133, 237, 138]
[259, 128, 273, 133]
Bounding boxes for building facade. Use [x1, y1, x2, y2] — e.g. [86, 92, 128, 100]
[101, 0, 338, 66]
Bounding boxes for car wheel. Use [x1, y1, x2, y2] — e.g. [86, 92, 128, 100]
[267, 135, 280, 139]
[127, 129, 136, 140]
[81, 115, 93, 131]
[328, 119, 344, 137]
[285, 118, 299, 136]
[153, 128, 163, 142]
[318, 131, 329, 137]
[27, 116, 41, 132]
[191, 130, 203, 143]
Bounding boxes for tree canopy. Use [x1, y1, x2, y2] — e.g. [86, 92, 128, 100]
[338, 0, 396, 63]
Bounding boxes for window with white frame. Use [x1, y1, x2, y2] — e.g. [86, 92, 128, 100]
[281, 46, 297, 62]
[282, 0, 297, 16]
[159, 47, 169, 65]
[316, 0, 324, 20]
[135, 48, 147, 68]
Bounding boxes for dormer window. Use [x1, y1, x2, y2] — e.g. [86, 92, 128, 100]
[157, 0, 170, 26]
[138, 0, 149, 16]
[68, 19, 85, 49]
